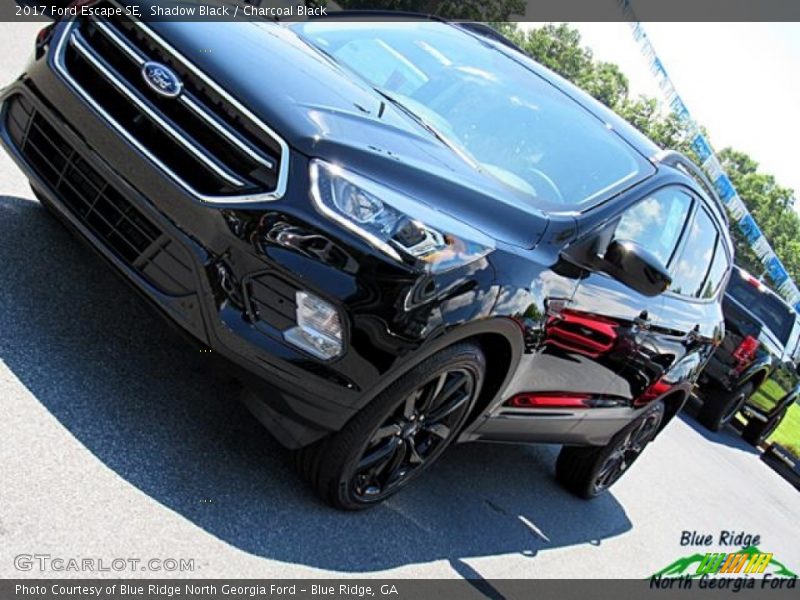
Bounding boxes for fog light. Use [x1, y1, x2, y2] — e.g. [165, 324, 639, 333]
[283, 291, 343, 360]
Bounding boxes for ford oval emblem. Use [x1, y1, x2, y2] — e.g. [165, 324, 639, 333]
[141, 61, 182, 98]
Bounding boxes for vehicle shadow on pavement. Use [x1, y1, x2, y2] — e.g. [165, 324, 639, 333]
[0, 195, 633, 572]
[678, 397, 759, 456]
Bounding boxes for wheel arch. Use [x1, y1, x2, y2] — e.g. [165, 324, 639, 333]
[739, 366, 770, 392]
[463, 330, 519, 426]
[357, 317, 524, 423]
[657, 388, 691, 433]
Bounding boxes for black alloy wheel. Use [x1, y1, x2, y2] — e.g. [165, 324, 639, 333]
[351, 367, 476, 501]
[556, 400, 665, 499]
[294, 343, 485, 509]
[591, 407, 662, 494]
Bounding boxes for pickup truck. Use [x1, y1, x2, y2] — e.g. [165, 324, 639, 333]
[696, 266, 800, 444]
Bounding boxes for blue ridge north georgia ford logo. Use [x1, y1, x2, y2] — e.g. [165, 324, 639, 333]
[141, 61, 183, 98]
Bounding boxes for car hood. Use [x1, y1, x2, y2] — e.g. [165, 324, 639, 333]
[145, 19, 553, 249]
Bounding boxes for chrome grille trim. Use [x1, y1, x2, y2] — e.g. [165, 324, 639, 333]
[53, 14, 290, 205]
[124, 16, 291, 199]
[92, 18, 146, 65]
[91, 18, 276, 173]
[70, 29, 247, 188]
[179, 93, 276, 172]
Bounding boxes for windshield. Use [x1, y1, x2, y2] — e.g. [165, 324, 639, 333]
[727, 274, 796, 346]
[292, 22, 648, 210]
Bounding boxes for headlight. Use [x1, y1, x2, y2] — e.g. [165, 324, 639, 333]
[309, 159, 493, 273]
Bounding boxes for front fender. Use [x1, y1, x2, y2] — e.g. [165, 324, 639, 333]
[355, 316, 525, 415]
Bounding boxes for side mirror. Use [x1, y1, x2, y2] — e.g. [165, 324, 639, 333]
[602, 239, 672, 297]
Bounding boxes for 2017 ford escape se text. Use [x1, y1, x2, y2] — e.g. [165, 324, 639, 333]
[0, 2, 734, 509]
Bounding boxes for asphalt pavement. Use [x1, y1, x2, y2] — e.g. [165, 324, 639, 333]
[0, 21, 798, 580]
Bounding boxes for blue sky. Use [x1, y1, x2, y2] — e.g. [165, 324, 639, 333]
[523, 22, 800, 207]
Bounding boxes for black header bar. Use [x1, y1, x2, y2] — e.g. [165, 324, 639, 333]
[4, 0, 800, 22]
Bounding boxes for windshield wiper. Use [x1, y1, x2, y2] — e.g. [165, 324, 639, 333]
[288, 30, 477, 169]
[372, 88, 479, 170]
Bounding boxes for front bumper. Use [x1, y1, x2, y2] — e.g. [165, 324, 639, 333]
[0, 82, 367, 448]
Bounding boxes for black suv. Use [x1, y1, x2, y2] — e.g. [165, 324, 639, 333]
[1, 7, 734, 509]
[695, 266, 799, 443]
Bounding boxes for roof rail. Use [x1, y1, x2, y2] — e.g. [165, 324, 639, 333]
[653, 150, 729, 227]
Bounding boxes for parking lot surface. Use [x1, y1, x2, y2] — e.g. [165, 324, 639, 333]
[1, 21, 798, 580]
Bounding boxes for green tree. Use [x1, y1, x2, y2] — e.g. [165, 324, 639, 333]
[615, 96, 689, 150]
[509, 24, 630, 108]
[517, 23, 594, 82]
[585, 61, 629, 108]
[720, 149, 800, 282]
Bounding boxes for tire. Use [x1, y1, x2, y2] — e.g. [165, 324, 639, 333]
[697, 381, 754, 432]
[294, 343, 485, 510]
[556, 400, 665, 499]
[742, 408, 786, 446]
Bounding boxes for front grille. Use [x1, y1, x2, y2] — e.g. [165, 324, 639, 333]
[54, 1, 286, 202]
[6, 94, 195, 296]
[243, 272, 300, 337]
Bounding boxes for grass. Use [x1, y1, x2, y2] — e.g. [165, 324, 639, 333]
[767, 401, 800, 458]
[749, 379, 786, 413]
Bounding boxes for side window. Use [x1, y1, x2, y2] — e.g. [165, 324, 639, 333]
[700, 238, 731, 299]
[670, 207, 719, 297]
[614, 187, 692, 265]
